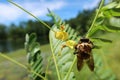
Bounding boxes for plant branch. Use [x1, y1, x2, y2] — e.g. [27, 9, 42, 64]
[8, 0, 56, 33]
[86, 0, 104, 37]
[0, 53, 27, 69]
[49, 35, 61, 80]
[65, 56, 76, 80]
[0, 53, 46, 80]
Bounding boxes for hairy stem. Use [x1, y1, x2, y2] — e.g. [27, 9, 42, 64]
[8, 0, 56, 33]
[86, 0, 104, 37]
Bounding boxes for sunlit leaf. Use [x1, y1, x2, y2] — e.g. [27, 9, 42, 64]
[101, 2, 118, 11]
[109, 17, 120, 27]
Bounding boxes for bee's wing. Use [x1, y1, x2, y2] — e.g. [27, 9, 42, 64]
[77, 54, 83, 71]
[86, 54, 94, 71]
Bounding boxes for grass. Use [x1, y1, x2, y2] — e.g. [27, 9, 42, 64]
[0, 44, 51, 80]
[0, 33, 120, 80]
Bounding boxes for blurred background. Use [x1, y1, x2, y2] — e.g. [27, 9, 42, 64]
[0, 0, 102, 53]
[0, 0, 120, 80]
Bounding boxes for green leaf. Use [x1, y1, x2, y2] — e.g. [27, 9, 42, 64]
[100, 25, 120, 32]
[103, 10, 113, 18]
[103, 9, 120, 18]
[101, 2, 120, 18]
[87, 26, 100, 37]
[101, 2, 118, 11]
[109, 9, 120, 17]
[29, 33, 37, 45]
[109, 17, 120, 27]
[93, 45, 102, 49]
[25, 33, 44, 80]
[92, 38, 112, 43]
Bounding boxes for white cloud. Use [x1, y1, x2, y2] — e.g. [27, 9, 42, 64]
[83, 0, 100, 10]
[22, 1, 66, 19]
[0, 0, 66, 24]
[0, 3, 23, 22]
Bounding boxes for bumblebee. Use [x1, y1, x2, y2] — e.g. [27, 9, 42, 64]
[74, 38, 94, 71]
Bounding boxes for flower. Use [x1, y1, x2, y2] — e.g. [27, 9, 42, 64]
[61, 40, 76, 50]
[55, 25, 68, 40]
[65, 40, 76, 49]
[55, 31, 68, 40]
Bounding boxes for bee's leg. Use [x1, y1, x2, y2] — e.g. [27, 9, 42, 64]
[73, 51, 78, 54]
[74, 44, 78, 55]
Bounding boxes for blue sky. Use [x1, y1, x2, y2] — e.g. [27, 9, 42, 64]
[0, 0, 101, 26]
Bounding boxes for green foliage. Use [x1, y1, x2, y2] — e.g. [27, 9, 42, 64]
[25, 33, 44, 80]
[49, 12, 78, 80]
[48, 8, 117, 80]
[66, 10, 94, 35]
[8, 24, 25, 40]
[87, 1, 120, 37]
[0, 24, 7, 40]
[6, 0, 120, 80]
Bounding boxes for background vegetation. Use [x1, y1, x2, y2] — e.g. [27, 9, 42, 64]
[0, 0, 120, 80]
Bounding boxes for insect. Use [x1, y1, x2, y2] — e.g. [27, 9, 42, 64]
[74, 38, 94, 71]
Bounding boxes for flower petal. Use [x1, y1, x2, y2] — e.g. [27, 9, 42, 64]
[65, 40, 76, 49]
[55, 31, 68, 40]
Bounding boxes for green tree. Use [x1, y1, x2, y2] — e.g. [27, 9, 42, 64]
[8, 23, 25, 40]
[0, 24, 7, 40]
[66, 10, 95, 36]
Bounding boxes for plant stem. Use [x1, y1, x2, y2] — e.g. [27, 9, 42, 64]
[65, 56, 76, 80]
[0, 53, 46, 80]
[49, 35, 61, 80]
[45, 56, 52, 79]
[86, 0, 104, 38]
[8, 0, 56, 33]
[0, 53, 27, 69]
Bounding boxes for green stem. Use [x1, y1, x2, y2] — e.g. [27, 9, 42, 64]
[8, 0, 56, 33]
[45, 56, 52, 79]
[86, 0, 104, 38]
[31, 70, 46, 80]
[0, 53, 27, 69]
[65, 56, 76, 80]
[0, 53, 46, 80]
[49, 35, 61, 80]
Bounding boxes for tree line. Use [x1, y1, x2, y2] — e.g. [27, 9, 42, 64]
[0, 10, 94, 45]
